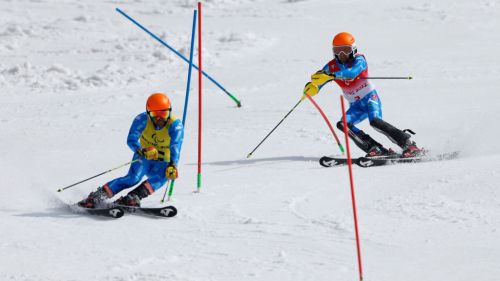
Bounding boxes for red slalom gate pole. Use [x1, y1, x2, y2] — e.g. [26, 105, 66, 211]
[304, 94, 344, 154]
[340, 95, 364, 281]
[196, 1, 202, 192]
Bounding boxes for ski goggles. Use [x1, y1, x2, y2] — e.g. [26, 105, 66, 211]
[147, 109, 171, 120]
[333, 45, 355, 57]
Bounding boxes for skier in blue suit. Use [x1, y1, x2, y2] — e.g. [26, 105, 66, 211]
[79, 93, 184, 208]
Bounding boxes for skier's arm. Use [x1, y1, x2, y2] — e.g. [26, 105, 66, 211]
[168, 119, 184, 165]
[127, 113, 148, 153]
[334, 56, 367, 79]
[302, 64, 335, 100]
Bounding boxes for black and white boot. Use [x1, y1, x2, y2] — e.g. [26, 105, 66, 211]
[78, 186, 111, 209]
[114, 181, 154, 207]
[365, 146, 396, 158]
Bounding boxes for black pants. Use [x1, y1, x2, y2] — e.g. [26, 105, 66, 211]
[336, 118, 411, 153]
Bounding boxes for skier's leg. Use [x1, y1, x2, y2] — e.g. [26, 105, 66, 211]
[79, 155, 146, 208]
[369, 118, 411, 148]
[364, 92, 411, 148]
[336, 102, 384, 154]
[114, 180, 155, 207]
[104, 154, 146, 196]
[114, 161, 168, 207]
[365, 92, 422, 156]
[144, 161, 169, 191]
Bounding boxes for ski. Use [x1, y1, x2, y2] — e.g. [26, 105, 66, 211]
[319, 156, 351, 167]
[77, 206, 125, 219]
[356, 151, 460, 168]
[319, 155, 388, 167]
[117, 205, 178, 218]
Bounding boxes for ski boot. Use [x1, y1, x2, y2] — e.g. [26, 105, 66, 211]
[113, 181, 154, 207]
[78, 186, 110, 208]
[401, 140, 424, 158]
[115, 193, 141, 207]
[365, 146, 396, 158]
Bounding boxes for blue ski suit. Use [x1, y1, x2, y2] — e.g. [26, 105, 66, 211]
[102, 112, 184, 196]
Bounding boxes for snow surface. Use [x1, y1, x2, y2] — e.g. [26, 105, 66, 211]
[1, 0, 500, 280]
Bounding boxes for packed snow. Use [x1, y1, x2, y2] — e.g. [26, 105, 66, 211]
[1, 0, 499, 280]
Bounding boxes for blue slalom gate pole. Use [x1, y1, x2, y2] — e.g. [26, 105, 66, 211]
[116, 8, 241, 107]
[162, 9, 197, 202]
[181, 10, 197, 127]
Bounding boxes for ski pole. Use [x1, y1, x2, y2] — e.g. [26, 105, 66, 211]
[334, 76, 412, 81]
[115, 8, 242, 108]
[161, 180, 171, 203]
[358, 76, 412, 80]
[161, 9, 197, 203]
[57, 159, 139, 192]
[304, 94, 344, 154]
[247, 99, 303, 158]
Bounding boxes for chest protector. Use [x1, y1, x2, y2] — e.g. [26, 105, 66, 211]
[139, 114, 178, 162]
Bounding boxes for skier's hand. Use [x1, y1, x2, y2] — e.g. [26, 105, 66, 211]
[138, 147, 158, 160]
[311, 70, 335, 85]
[301, 82, 319, 100]
[166, 163, 178, 180]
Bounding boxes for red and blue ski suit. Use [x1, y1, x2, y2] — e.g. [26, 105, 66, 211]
[316, 53, 412, 152]
[321, 54, 382, 134]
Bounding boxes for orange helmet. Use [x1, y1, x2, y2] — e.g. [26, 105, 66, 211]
[332, 32, 356, 46]
[146, 92, 171, 111]
[332, 32, 357, 60]
[146, 93, 171, 120]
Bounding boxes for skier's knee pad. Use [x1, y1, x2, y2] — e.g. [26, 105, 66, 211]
[336, 121, 344, 131]
[337, 121, 353, 131]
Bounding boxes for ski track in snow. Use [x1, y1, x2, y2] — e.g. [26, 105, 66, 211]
[1, 0, 500, 280]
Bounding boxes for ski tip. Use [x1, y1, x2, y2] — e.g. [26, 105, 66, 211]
[113, 208, 125, 218]
[163, 206, 178, 217]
